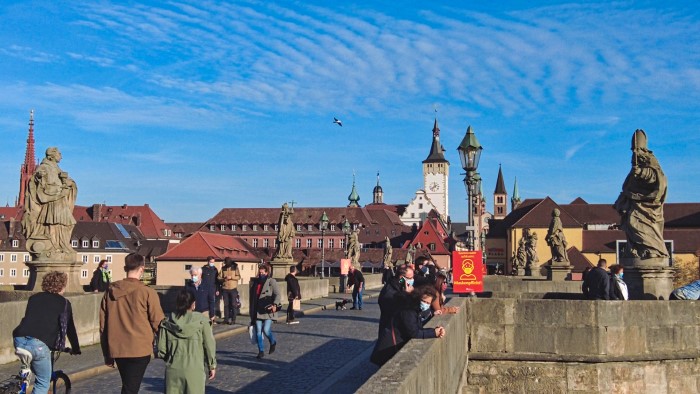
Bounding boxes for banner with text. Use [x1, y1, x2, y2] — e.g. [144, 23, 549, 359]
[452, 250, 484, 293]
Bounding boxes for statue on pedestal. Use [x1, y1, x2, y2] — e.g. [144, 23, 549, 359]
[273, 203, 295, 261]
[22, 147, 77, 260]
[546, 208, 569, 263]
[526, 232, 539, 267]
[382, 236, 393, 269]
[614, 129, 669, 259]
[406, 244, 415, 266]
[513, 236, 527, 269]
[346, 228, 361, 269]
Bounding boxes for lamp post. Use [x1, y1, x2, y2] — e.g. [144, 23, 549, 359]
[320, 211, 329, 278]
[457, 126, 483, 251]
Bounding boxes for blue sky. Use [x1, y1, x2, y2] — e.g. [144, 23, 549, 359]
[0, 1, 698, 222]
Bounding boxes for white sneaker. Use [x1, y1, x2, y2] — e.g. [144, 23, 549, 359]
[288, 320, 300, 325]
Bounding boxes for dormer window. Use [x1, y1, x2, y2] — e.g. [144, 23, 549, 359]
[12, 239, 19, 248]
[242, 225, 247, 231]
[209, 225, 216, 231]
[71, 240, 79, 248]
[307, 225, 313, 231]
[231, 225, 237, 231]
[252, 225, 258, 231]
[296, 225, 302, 231]
[263, 225, 269, 231]
[221, 225, 227, 231]
[82, 240, 89, 248]
[92, 240, 100, 248]
[330, 224, 336, 231]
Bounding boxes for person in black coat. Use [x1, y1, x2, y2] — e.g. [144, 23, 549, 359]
[377, 266, 414, 334]
[90, 259, 112, 292]
[186, 266, 216, 322]
[284, 266, 301, 324]
[582, 259, 611, 300]
[370, 285, 445, 366]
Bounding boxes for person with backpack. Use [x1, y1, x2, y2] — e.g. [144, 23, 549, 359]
[13, 271, 81, 394]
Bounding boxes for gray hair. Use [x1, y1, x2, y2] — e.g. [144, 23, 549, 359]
[190, 266, 202, 275]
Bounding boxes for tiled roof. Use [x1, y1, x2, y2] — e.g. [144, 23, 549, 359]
[512, 197, 581, 228]
[494, 166, 507, 194]
[157, 232, 260, 262]
[0, 207, 21, 221]
[566, 246, 594, 273]
[74, 204, 173, 240]
[486, 198, 542, 238]
[560, 203, 618, 225]
[410, 218, 451, 255]
[581, 228, 700, 254]
[168, 222, 205, 236]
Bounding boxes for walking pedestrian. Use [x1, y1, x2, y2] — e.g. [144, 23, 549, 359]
[218, 258, 241, 325]
[285, 266, 301, 324]
[249, 264, 280, 359]
[186, 267, 216, 323]
[91, 259, 112, 292]
[157, 289, 216, 394]
[609, 264, 629, 300]
[202, 256, 220, 321]
[100, 253, 165, 394]
[347, 265, 365, 310]
[582, 259, 611, 300]
[13, 271, 81, 394]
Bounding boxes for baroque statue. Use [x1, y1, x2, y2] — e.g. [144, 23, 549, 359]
[22, 147, 77, 260]
[526, 232, 539, 267]
[346, 228, 361, 268]
[273, 203, 295, 261]
[513, 236, 527, 269]
[382, 236, 393, 269]
[614, 129, 669, 260]
[406, 244, 415, 266]
[546, 208, 569, 263]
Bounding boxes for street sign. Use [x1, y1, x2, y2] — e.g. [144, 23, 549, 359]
[452, 250, 484, 293]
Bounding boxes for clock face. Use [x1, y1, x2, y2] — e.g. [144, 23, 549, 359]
[429, 182, 440, 192]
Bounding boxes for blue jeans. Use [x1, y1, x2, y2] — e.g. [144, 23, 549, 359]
[255, 319, 276, 352]
[352, 284, 364, 309]
[14, 336, 51, 394]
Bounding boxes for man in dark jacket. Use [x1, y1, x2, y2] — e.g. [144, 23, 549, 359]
[284, 266, 302, 324]
[347, 265, 365, 310]
[582, 259, 611, 300]
[186, 267, 216, 322]
[202, 256, 220, 320]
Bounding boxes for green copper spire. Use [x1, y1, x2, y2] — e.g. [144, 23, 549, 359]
[511, 177, 522, 210]
[348, 173, 360, 207]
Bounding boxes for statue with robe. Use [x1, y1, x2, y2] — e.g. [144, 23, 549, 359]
[346, 228, 361, 268]
[273, 203, 295, 260]
[526, 231, 539, 268]
[22, 147, 77, 260]
[614, 129, 669, 259]
[382, 236, 393, 269]
[546, 208, 569, 262]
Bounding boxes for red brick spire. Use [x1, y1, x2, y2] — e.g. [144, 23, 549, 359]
[17, 110, 37, 208]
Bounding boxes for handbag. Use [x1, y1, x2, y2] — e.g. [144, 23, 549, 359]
[54, 300, 69, 350]
[292, 299, 301, 311]
[257, 296, 275, 314]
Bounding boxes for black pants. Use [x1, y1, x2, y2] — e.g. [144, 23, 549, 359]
[115, 356, 150, 394]
[287, 298, 295, 322]
[222, 288, 239, 322]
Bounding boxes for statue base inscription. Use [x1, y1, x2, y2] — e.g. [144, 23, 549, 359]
[621, 257, 673, 300]
[25, 260, 84, 293]
[269, 258, 295, 279]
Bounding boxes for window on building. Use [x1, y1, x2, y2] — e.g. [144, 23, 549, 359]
[176, 233, 183, 238]
[185, 264, 192, 271]
[242, 225, 247, 232]
[82, 255, 88, 263]
[82, 240, 89, 248]
[23, 254, 29, 262]
[418, 203, 423, 209]
[329, 239, 335, 248]
[0, 268, 3, 277]
[411, 213, 415, 218]
[81, 270, 88, 279]
[252, 239, 258, 247]
[94, 255, 101, 263]
[306, 239, 312, 248]
[330, 224, 336, 231]
[263, 225, 268, 231]
[92, 240, 100, 248]
[10, 268, 17, 277]
[340, 239, 345, 249]
[352, 224, 358, 230]
[71, 240, 79, 247]
[231, 225, 237, 231]
[221, 224, 227, 231]
[11, 254, 17, 262]
[106, 255, 112, 263]
[308, 225, 314, 231]
[429, 243, 436, 251]
[23, 269, 29, 278]
[317, 239, 323, 248]
[296, 225, 302, 231]
[253, 225, 258, 231]
[163, 229, 171, 237]
[263, 238, 269, 248]
[497, 207, 503, 214]
[12, 239, 19, 248]
[295, 239, 301, 248]
[210, 225, 216, 231]
[274, 225, 279, 231]
[0, 255, 4, 262]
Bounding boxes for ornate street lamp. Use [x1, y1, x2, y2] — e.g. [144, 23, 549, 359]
[320, 211, 329, 278]
[457, 125, 483, 251]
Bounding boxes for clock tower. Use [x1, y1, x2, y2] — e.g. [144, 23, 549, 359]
[422, 118, 449, 221]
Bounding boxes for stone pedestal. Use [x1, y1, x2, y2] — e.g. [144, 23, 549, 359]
[517, 268, 526, 277]
[546, 261, 572, 281]
[269, 258, 294, 279]
[25, 260, 84, 293]
[621, 257, 674, 300]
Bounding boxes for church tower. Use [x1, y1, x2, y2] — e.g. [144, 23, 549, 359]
[511, 177, 522, 211]
[373, 172, 383, 204]
[347, 173, 360, 207]
[493, 165, 508, 220]
[17, 110, 37, 208]
[422, 118, 449, 221]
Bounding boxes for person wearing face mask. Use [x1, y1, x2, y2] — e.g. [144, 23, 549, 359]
[201, 256, 220, 321]
[186, 267, 216, 323]
[249, 264, 281, 359]
[370, 285, 446, 366]
[91, 259, 112, 292]
[609, 264, 629, 301]
[377, 266, 415, 335]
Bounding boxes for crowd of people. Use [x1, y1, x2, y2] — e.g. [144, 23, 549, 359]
[581, 258, 629, 300]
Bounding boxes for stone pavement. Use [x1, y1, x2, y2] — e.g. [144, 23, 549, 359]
[2, 288, 382, 393]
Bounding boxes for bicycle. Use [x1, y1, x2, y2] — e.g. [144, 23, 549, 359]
[0, 347, 72, 394]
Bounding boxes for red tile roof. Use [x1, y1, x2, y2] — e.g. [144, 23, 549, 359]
[566, 246, 594, 272]
[74, 204, 173, 240]
[410, 218, 451, 255]
[511, 197, 582, 228]
[158, 232, 260, 262]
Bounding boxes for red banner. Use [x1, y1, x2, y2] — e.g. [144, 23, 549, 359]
[340, 259, 351, 275]
[452, 251, 484, 293]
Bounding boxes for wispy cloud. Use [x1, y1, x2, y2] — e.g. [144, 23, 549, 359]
[0, 45, 58, 63]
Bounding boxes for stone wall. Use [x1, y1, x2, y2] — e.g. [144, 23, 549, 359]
[483, 276, 582, 295]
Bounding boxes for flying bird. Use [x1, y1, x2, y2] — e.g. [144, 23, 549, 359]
[333, 117, 343, 127]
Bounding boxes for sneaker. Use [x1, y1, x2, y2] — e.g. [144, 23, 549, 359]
[256, 351, 264, 359]
[269, 343, 276, 354]
[288, 320, 299, 325]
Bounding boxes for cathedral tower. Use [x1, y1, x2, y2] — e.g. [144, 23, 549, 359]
[422, 118, 449, 221]
[373, 172, 383, 204]
[17, 110, 37, 208]
[493, 165, 508, 220]
[511, 177, 522, 211]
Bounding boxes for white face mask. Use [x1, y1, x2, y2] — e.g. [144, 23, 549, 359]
[192, 275, 199, 283]
[208, 262, 215, 267]
[420, 301, 431, 311]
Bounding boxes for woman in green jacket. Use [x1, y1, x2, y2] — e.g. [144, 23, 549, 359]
[157, 289, 217, 393]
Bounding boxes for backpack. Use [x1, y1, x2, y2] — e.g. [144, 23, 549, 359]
[54, 300, 69, 350]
